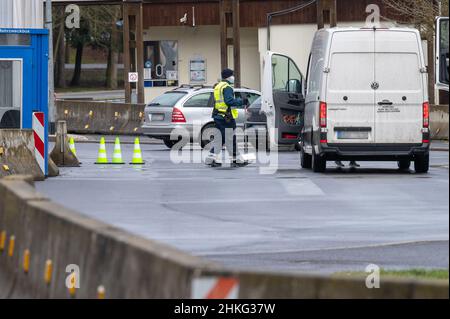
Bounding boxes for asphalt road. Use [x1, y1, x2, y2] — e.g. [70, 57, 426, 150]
[36, 140, 449, 274]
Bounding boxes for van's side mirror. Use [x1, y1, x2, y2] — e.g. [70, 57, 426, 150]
[287, 79, 302, 94]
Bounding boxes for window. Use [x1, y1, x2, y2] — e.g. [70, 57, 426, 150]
[0, 60, 22, 128]
[234, 92, 261, 109]
[271, 54, 303, 94]
[246, 93, 261, 105]
[0, 34, 30, 46]
[183, 93, 213, 108]
[438, 18, 449, 85]
[144, 41, 178, 87]
[148, 92, 186, 107]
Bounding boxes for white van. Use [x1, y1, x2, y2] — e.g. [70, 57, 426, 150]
[292, 27, 430, 173]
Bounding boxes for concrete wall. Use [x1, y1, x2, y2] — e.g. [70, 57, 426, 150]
[0, 130, 44, 180]
[143, 26, 261, 103]
[430, 105, 449, 140]
[1, 177, 448, 299]
[56, 100, 145, 135]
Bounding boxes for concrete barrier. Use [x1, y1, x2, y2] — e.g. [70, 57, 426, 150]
[57, 100, 448, 140]
[430, 105, 449, 140]
[56, 100, 145, 135]
[0, 178, 448, 299]
[0, 130, 44, 181]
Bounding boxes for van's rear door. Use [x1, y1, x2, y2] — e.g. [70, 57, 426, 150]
[326, 30, 376, 144]
[374, 30, 424, 144]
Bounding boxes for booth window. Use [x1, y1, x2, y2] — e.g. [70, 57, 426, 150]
[144, 41, 179, 87]
[0, 34, 31, 46]
[0, 60, 22, 128]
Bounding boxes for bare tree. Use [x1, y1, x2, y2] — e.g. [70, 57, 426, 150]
[383, 0, 449, 104]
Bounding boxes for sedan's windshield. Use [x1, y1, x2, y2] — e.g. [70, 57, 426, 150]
[148, 92, 187, 107]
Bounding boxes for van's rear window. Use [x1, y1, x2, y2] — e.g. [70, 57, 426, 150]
[148, 92, 187, 107]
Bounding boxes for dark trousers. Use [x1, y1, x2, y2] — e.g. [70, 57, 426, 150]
[210, 115, 237, 157]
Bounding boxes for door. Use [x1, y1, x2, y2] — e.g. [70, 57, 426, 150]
[0, 59, 22, 128]
[261, 52, 305, 147]
[374, 30, 424, 144]
[325, 30, 376, 144]
[182, 91, 213, 126]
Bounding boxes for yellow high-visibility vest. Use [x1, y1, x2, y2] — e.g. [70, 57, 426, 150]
[214, 81, 238, 119]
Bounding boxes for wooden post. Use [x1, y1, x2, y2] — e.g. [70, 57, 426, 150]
[220, 0, 229, 72]
[123, 3, 131, 103]
[136, 3, 145, 104]
[232, 0, 241, 87]
[219, 0, 241, 85]
[317, 0, 337, 29]
[317, 0, 324, 30]
[123, 2, 145, 104]
[329, 0, 337, 28]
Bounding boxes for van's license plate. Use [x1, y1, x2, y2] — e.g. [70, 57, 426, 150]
[337, 131, 369, 139]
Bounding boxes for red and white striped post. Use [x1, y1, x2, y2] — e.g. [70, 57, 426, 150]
[32, 112, 47, 175]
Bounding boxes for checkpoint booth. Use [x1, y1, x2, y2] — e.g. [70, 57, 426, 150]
[0, 28, 49, 174]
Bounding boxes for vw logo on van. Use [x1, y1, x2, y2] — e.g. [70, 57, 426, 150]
[371, 82, 380, 90]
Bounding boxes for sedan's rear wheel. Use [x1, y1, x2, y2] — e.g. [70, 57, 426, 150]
[201, 124, 217, 149]
[163, 138, 177, 149]
[163, 137, 187, 149]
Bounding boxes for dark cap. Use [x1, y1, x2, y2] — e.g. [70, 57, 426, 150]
[221, 68, 234, 79]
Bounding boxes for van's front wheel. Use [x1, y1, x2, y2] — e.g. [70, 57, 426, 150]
[414, 154, 429, 173]
[300, 144, 312, 169]
[312, 147, 326, 173]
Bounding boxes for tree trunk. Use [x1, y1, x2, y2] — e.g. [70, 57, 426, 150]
[106, 49, 119, 89]
[55, 14, 66, 88]
[106, 11, 120, 89]
[65, 40, 71, 64]
[71, 43, 83, 86]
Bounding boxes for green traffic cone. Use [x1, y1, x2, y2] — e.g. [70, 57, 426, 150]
[95, 137, 109, 164]
[112, 137, 125, 164]
[130, 138, 145, 165]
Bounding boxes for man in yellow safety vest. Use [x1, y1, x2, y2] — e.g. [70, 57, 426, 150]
[205, 69, 248, 167]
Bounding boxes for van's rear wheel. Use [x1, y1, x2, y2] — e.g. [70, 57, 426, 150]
[397, 160, 411, 170]
[312, 147, 326, 173]
[414, 154, 429, 173]
[300, 144, 312, 169]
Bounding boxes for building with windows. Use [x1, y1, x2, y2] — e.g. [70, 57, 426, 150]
[54, 0, 423, 104]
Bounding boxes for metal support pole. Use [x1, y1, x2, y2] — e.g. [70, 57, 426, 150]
[45, 0, 55, 134]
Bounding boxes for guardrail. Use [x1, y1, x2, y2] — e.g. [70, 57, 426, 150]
[1, 176, 448, 299]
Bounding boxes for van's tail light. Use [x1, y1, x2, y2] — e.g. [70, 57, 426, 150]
[172, 107, 186, 123]
[320, 102, 327, 128]
[423, 102, 430, 128]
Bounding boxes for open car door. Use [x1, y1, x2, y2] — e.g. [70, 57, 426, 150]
[261, 51, 306, 149]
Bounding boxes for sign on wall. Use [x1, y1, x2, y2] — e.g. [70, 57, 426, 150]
[128, 72, 138, 83]
[190, 58, 206, 83]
